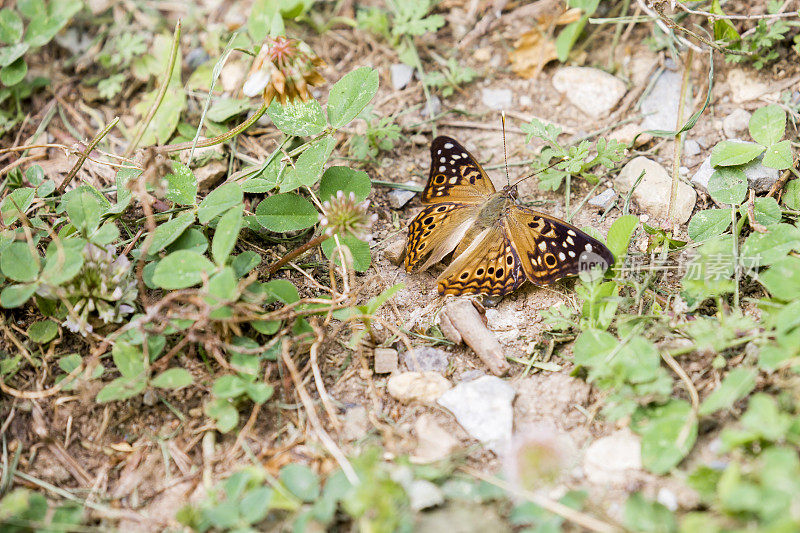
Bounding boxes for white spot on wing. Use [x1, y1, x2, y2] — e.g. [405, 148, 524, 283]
[559, 252, 566, 261]
[568, 250, 576, 258]
[440, 157, 446, 163]
[538, 241, 547, 252]
[437, 149, 442, 155]
[452, 154, 460, 159]
[567, 230, 576, 237]
[462, 152, 468, 158]
[444, 143, 453, 149]
[439, 165, 446, 172]
[449, 177, 458, 184]
[566, 236, 574, 245]
[585, 243, 593, 252]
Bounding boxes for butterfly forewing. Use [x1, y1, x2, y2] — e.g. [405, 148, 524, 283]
[422, 136, 496, 204]
[436, 225, 526, 297]
[505, 205, 615, 286]
[405, 202, 480, 272]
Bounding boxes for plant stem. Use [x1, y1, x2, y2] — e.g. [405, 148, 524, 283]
[124, 19, 182, 158]
[267, 232, 329, 275]
[160, 101, 269, 153]
[56, 117, 120, 195]
[668, 46, 693, 223]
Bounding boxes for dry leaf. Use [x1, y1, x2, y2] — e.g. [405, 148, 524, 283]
[509, 27, 558, 79]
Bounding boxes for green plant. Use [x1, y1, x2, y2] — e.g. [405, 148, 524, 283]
[348, 106, 402, 160]
[0, 488, 84, 533]
[422, 56, 477, 97]
[722, 1, 799, 69]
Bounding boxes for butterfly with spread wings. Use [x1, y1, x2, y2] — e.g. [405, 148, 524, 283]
[404, 136, 614, 297]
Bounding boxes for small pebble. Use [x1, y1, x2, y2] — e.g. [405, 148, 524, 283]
[387, 372, 451, 404]
[402, 346, 450, 372]
[390, 63, 415, 90]
[588, 188, 617, 211]
[388, 183, 417, 209]
[481, 88, 513, 110]
[374, 347, 399, 374]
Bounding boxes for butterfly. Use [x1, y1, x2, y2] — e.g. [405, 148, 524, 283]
[404, 136, 614, 297]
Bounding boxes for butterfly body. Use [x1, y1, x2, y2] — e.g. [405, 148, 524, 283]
[405, 136, 614, 297]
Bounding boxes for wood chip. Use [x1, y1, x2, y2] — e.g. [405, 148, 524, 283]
[441, 300, 509, 376]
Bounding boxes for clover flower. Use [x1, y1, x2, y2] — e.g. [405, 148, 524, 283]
[243, 35, 325, 105]
[37, 244, 137, 336]
[319, 191, 377, 240]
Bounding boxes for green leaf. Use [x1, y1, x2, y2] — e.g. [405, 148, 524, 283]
[760, 256, 800, 301]
[279, 134, 336, 192]
[212, 375, 247, 399]
[212, 206, 242, 266]
[132, 83, 186, 145]
[762, 139, 793, 170]
[26, 320, 57, 343]
[245, 381, 273, 403]
[63, 186, 107, 234]
[112, 341, 145, 379]
[152, 250, 215, 289]
[231, 251, 260, 277]
[318, 166, 371, 203]
[207, 267, 238, 302]
[741, 223, 800, 265]
[148, 210, 196, 254]
[749, 104, 786, 146]
[0, 9, 23, 44]
[707, 167, 747, 205]
[165, 162, 198, 205]
[699, 368, 757, 416]
[555, 17, 588, 62]
[96, 377, 147, 403]
[1, 187, 34, 224]
[688, 209, 731, 241]
[108, 168, 139, 215]
[207, 98, 252, 122]
[198, 182, 243, 224]
[632, 400, 697, 475]
[605, 214, 638, 265]
[741, 393, 792, 442]
[205, 397, 239, 433]
[326, 67, 380, 129]
[751, 196, 782, 226]
[321, 234, 371, 272]
[40, 241, 85, 285]
[261, 279, 299, 305]
[711, 0, 740, 43]
[0, 283, 36, 308]
[1, 241, 38, 282]
[0, 56, 26, 85]
[624, 493, 677, 533]
[151, 368, 193, 389]
[709, 141, 764, 167]
[248, 0, 282, 42]
[280, 463, 321, 502]
[784, 180, 800, 210]
[167, 227, 208, 255]
[0, 43, 28, 67]
[255, 193, 318, 232]
[267, 99, 326, 137]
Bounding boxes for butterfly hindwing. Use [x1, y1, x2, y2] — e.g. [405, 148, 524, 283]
[436, 224, 526, 297]
[422, 136, 496, 204]
[405, 202, 480, 272]
[505, 205, 615, 286]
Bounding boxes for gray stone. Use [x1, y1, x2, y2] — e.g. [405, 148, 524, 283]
[342, 405, 369, 441]
[583, 429, 642, 486]
[414, 503, 510, 533]
[551, 66, 626, 118]
[402, 346, 450, 372]
[481, 88, 513, 110]
[722, 108, 751, 138]
[388, 183, 417, 209]
[408, 479, 444, 511]
[684, 139, 701, 157]
[588, 188, 617, 210]
[437, 375, 515, 452]
[422, 96, 441, 117]
[388, 372, 451, 404]
[390, 63, 415, 90]
[383, 237, 406, 265]
[658, 487, 679, 512]
[412, 414, 460, 463]
[614, 156, 696, 223]
[374, 347, 398, 374]
[728, 69, 773, 103]
[692, 153, 779, 194]
[641, 70, 692, 131]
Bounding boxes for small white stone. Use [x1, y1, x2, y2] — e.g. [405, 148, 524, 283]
[551, 66, 627, 118]
[588, 188, 617, 210]
[390, 63, 415, 90]
[583, 429, 642, 486]
[481, 88, 513, 110]
[684, 139, 701, 157]
[438, 376, 515, 452]
[657, 487, 679, 511]
[614, 156, 696, 223]
[722, 108, 752, 138]
[388, 372, 451, 404]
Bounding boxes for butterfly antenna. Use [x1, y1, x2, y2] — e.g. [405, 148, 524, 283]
[509, 156, 568, 188]
[501, 111, 510, 187]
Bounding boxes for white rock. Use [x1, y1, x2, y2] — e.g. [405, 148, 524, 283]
[390, 63, 415, 90]
[609, 122, 651, 147]
[437, 375, 515, 452]
[408, 479, 444, 511]
[658, 487, 679, 511]
[342, 405, 369, 441]
[722, 108, 751, 138]
[412, 414, 460, 463]
[388, 182, 417, 209]
[481, 88, 513, 110]
[588, 188, 617, 210]
[374, 348, 398, 374]
[728, 69, 775, 103]
[551, 66, 626, 118]
[387, 372, 451, 404]
[583, 429, 642, 485]
[402, 347, 450, 372]
[614, 156, 696, 223]
[684, 139, 701, 157]
[422, 96, 441, 117]
[641, 70, 691, 131]
[691, 156, 713, 191]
